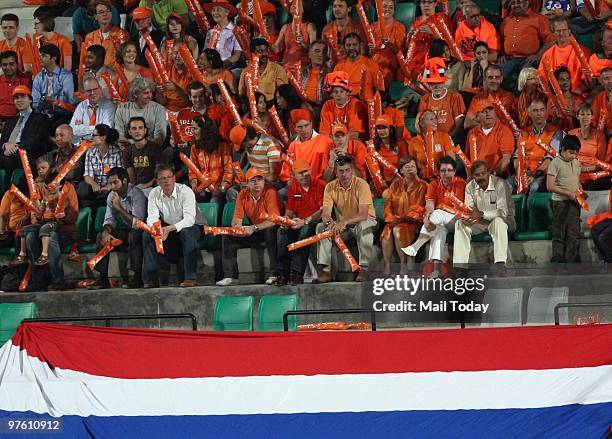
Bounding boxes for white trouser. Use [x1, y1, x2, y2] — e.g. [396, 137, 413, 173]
[453, 217, 509, 264]
[419, 209, 456, 261]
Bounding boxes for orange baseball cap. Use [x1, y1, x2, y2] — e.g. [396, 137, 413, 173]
[290, 109, 312, 124]
[246, 167, 265, 180]
[473, 98, 495, 113]
[260, 1, 277, 15]
[12, 85, 32, 97]
[293, 158, 311, 173]
[229, 125, 247, 150]
[132, 7, 151, 20]
[332, 122, 348, 135]
[375, 115, 393, 127]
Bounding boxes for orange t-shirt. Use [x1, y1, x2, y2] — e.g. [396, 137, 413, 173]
[188, 143, 233, 187]
[454, 18, 500, 61]
[418, 91, 466, 134]
[280, 134, 333, 181]
[0, 190, 27, 232]
[589, 53, 612, 78]
[335, 56, 382, 100]
[41, 32, 72, 68]
[500, 10, 555, 58]
[319, 97, 368, 137]
[234, 186, 282, 225]
[408, 131, 455, 179]
[466, 122, 515, 170]
[375, 139, 410, 183]
[0, 38, 33, 72]
[165, 66, 191, 112]
[425, 176, 467, 205]
[592, 90, 612, 135]
[371, 20, 407, 86]
[467, 90, 517, 127]
[519, 124, 561, 172]
[569, 128, 607, 163]
[322, 18, 365, 63]
[538, 43, 591, 91]
[81, 26, 129, 68]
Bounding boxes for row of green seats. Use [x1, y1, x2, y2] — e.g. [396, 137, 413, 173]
[213, 294, 298, 331]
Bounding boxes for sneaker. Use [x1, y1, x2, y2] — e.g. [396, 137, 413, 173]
[265, 276, 278, 285]
[216, 277, 238, 286]
[401, 246, 417, 257]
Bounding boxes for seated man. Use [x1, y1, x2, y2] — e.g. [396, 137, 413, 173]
[155, 45, 190, 112]
[143, 164, 205, 288]
[122, 116, 164, 196]
[453, 160, 516, 270]
[229, 124, 282, 189]
[0, 85, 51, 170]
[238, 38, 288, 102]
[334, 32, 382, 100]
[0, 50, 32, 120]
[315, 155, 377, 283]
[70, 76, 116, 140]
[80, 1, 129, 67]
[402, 156, 467, 274]
[79, 45, 118, 100]
[217, 167, 282, 286]
[50, 124, 84, 185]
[89, 167, 146, 289]
[276, 159, 325, 286]
[322, 122, 368, 181]
[0, 178, 28, 248]
[32, 43, 74, 124]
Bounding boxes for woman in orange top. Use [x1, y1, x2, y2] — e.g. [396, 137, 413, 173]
[371, 0, 407, 87]
[570, 102, 610, 189]
[156, 46, 190, 112]
[407, 0, 454, 79]
[188, 116, 233, 205]
[381, 155, 428, 275]
[115, 41, 153, 100]
[589, 27, 612, 78]
[160, 13, 199, 67]
[517, 67, 541, 129]
[197, 49, 237, 94]
[408, 110, 457, 180]
[372, 115, 409, 184]
[272, 1, 317, 73]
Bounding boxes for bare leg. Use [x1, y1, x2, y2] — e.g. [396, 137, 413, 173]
[381, 232, 394, 275]
[18, 237, 27, 257]
[40, 236, 49, 257]
[394, 229, 409, 274]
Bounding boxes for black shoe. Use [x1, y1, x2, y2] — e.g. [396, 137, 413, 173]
[48, 282, 66, 291]
[273, 275, 288, 286]
[88, 278, 110, 290]
[288, 272, 303, 285]
[126, 276, 144, 289]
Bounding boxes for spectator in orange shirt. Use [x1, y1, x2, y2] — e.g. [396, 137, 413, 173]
[499, 0, 555, 81]
[418, 57, 466, 138]
[538, 15, 592, 93]
[0, 14, 33, 73]
[402, 156, 467, 273]
[588, 27, 612, 78]
[465, 65, 517, 132]
[466, 99, 515, 175]
[319, 71, 368, 139]
[409, 110, 457, 180]
[272, 0, 317, 73]
[301, 40, 331, 107]
[80, 1, 129, 69]
[323, 122, 369, 181]
[275, 158, 325, 285]
[592, 67, 612, 137]
[322, 0, 365, 64]
[238, 38, 288, 102]
[571, 102, 610, 190]
[33, 7, 72, 71]
[217, 167, 283, 286]
[547, 66, 585, 130]
[454, 3, 500, 61]
[371, 0, 407, 87]
[197, 48, 237, 95]
[189, 115, 233, 206]
[160, 13, 199, 68]
[155, 45, 190, 112]
[335, 32, 383, 100]
[0, 178, 28, 249]
[508, 96, 563, 198]
[372, 114, 409, 184]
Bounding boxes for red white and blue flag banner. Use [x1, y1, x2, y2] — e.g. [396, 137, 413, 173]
[0, 323, 611, 437]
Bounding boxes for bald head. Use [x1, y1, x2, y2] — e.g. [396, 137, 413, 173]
[54, 124, 73, 148]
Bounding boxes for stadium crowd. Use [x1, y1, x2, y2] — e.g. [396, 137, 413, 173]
[0, 0, 611, 291]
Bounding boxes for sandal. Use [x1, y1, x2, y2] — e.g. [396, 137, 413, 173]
[67, 249, 81, 261]
[10, 254, 28, 266]
[34, 255, 49, 266]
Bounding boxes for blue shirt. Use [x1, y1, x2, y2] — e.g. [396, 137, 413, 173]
[103, 184, 147, 229]
[32, 66, 74, 114]
[72, 5, 121, 36]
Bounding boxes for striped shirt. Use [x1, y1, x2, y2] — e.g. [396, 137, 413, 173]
[246, 135, 282, 177]
[84, 144, 123, 186]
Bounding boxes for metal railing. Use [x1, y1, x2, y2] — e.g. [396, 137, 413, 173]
[554, 303, 612, 325]
[23, 313, 198, 330]
[283, 308, 377, 331]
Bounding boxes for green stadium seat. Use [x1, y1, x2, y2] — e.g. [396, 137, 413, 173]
[78, 206, 105, 253]
[395, 3, 416, 30]
[470, 194, 526, 242]
[389, 80, 411, 102]
[374, 198, 385, 222]
[513, 192, 553, 240]
[10, 169, 24, 187]
[405, 117, 417, 136]
[257, 294, 298, 331]
[0, 302, 37, 344]
[198, 202, 219, 250]
[0, 169, 6, 196]
[576, 33, 594, 51]
[213, 295, 254, 331]
[0, 247, 16, 256]
[65, 207, 92, 253]
[278, 6, 290, 26]
[449, 0, 457, 15]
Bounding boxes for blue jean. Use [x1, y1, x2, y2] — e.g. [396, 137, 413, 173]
[23, 223, 71, 284]
[143, 224, 202, 283]
[276, 222, 317, 276]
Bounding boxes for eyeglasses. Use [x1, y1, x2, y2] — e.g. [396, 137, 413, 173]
[96, 9, 111, 15]
[157, 175, 175, 181]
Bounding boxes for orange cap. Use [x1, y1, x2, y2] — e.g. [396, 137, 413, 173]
[229, 125, 247, 149]
[293, 158, 311, 173]
[246, 167, 265, 180]
[473, 98, 495, 113]
[260, 1, 277, 15]
[375, 115, 393, 127]
[12, 85, 32, 97]
[290, 109, 312, 124]
[324, 71, 351, 92]
[420, 57, 450, 84]
[332, 121, 348, 135]
[132, 7, 151, 20]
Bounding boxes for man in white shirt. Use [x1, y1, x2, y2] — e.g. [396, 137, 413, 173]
[143, 164, 205, 288]
[70, 76, 116, 140]
[453, 161, 516, 271]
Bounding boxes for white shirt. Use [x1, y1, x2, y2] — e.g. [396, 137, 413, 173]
[147, 183, 197, 232]
[464, 175, 516, 230]
[70, 97, 117, 139]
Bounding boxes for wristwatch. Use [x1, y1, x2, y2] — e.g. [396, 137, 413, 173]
[304, 218, 310, 225]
